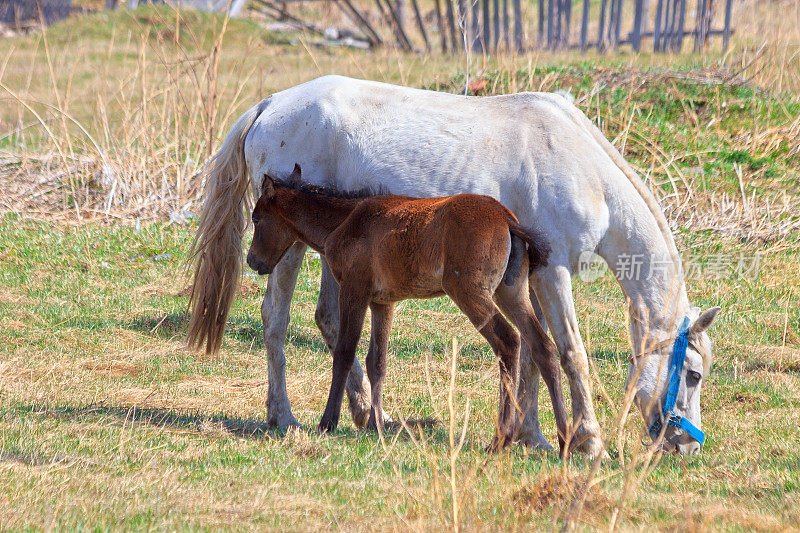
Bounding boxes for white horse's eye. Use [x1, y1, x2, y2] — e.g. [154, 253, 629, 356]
[687, 370, 702, 384]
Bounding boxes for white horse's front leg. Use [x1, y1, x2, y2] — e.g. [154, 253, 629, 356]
[515, 291, 553, 451]
[530, 264, 605, 458]
[262, 242, 307, 429]
[315, 259, 372, 428]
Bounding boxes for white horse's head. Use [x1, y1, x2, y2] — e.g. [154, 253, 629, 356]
[627, 306, 721, 454]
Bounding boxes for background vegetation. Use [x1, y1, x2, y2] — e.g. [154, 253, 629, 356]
[0, 0, 798, 529]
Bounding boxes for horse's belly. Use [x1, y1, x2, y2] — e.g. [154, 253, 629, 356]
[372, 286, 445, 305]
[371, 269, 445, 304]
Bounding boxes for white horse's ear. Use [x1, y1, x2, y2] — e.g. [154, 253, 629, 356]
[261, 174, 275, 199]
[289, 163, 302, 181]
[690, 306, 721, 336]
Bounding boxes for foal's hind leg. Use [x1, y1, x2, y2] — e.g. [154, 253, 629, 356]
[494, 278, 569, 455]
[445, 286, 520, 451]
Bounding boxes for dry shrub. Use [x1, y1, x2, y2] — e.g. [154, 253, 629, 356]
[81, 359, 141, 378]
[747, 345, 800, 374]
[514, 471, 612, 515]
[731, 0, 800, 94]
[0, 288, 34, 305]
[282, 426, 327, 459]
[732, 389, 770, 406]
[0, 6, 253, 221]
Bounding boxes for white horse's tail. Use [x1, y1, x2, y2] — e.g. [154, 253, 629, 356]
[187, 98, 269, 354]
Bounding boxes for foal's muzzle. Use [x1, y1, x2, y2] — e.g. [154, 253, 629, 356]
[246, 252, 272, 275]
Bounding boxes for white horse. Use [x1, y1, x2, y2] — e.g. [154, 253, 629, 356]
[187, 75, 721, 456]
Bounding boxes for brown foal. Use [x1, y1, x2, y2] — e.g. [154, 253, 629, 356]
[247, 164, 569, 452]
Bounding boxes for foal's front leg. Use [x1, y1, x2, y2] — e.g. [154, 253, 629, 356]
[316, 260, 373, 427]
[365, 302, 395, 431]
[318, 290, 370, 433]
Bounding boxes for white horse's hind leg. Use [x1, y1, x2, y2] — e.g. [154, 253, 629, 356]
[515, 292, 553, 451]
[316, 260, 372, 428]
[530, 265, 605, 458]
[262, 242, 306, 429]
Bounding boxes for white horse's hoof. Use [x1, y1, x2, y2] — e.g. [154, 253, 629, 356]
[571, 431, 607, 460]
[348, 400, 371, 429]
[516, 433, 555, 452]
[267, 405, 302, 430]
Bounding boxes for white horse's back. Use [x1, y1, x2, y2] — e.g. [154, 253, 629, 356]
[243, 76, 626, 259]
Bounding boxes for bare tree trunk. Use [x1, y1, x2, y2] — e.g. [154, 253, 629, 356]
[338, 0, 383, 46]
[513, 0, 523, 51]
[580, 0, 590, 50]
[395, 0, 407, 30]
[722, 0, 733, 51]
[653, 0, 664, 51]
[457, 0, 467, 46]
[409, 0, 430, 50]
[377, 0, 413, 50]
[472, 0, 482, 51]
[493, 0, 500, 50]
[434, 0, 448, 52]
[482, 0, 491, 52]
[538, 0, 544, 45]
[675, 0, 687, 51]
[502, 0, 509, 51]
[445, 0, 459, 51]
[556, 0, 563, 48]
[598, 0, 608, 51]
[631, 0, 644, 51]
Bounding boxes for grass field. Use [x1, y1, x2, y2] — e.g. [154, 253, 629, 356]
[1, 2, 799, 530]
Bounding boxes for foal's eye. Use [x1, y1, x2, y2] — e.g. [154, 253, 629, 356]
[687, 370, 702, 384]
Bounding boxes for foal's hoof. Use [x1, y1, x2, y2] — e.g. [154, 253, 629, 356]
[353, 404, 392, 430]
[318, 419, 337, 434]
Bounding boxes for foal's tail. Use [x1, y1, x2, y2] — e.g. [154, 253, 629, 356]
[508, 220, 551, 270]
[187, 98, 269, 354]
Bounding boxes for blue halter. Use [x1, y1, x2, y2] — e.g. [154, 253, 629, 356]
[648, 316, 706, 446]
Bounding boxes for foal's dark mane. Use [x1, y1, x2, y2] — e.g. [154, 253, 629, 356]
[266, 174, 386, 200]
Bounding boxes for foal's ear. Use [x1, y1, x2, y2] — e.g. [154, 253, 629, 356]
[261, 174, 275, 199]
[289, 163, 302, 181]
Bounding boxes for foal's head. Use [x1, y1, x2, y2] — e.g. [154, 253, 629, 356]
[246, 165, 301, 275]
